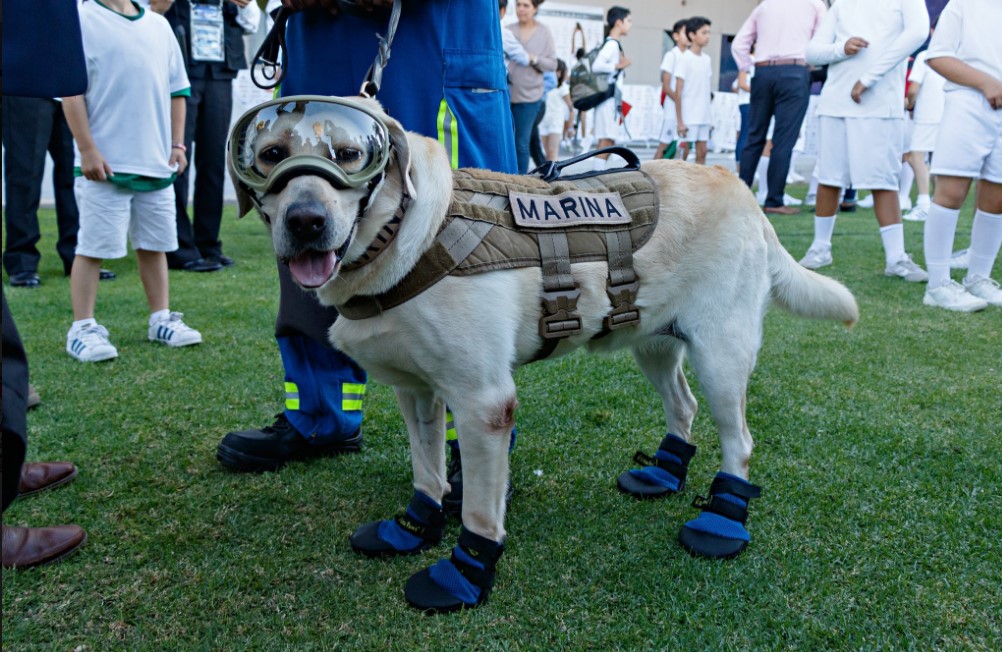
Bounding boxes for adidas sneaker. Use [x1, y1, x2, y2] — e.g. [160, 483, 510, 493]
[149, 312, 202, 347]
[67, 323, 118, 362]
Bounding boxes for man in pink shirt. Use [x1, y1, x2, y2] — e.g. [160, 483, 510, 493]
[732, 0, 827, 214]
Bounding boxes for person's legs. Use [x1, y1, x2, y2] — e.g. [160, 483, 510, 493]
[738, 68, 773, 187]
[542, 133, 560, 162]
[70, 255, 103, 321]
[167, 80, 204, 270]
[135, 249, 169, 314]
[966, 180, 1002, 299]
[48, 102, 80, 275]
[2, 97, 52, 278]
[510, 102, 540, 174]
[191, 78, 232, 261]
[735, 103, 750, 170]
[694, 140, 708, 165]
[529, 101, 547, 168]
[764, 66, 810, 208]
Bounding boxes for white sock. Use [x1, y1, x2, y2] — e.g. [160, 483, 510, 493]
[592, 157, 607, 171]
[756, 156, 770, 200]
[150, 309, 171, 325]
[924, 203, 960, 287]
[899, 164, 915, 203]
[812, 214, 837, 248]
[879, 223, 906, 266]
[966, 209, 1002, 281]
[916, 193, 931, 210]
[71, 318, 96, 332]
[808, 173, 819, 197]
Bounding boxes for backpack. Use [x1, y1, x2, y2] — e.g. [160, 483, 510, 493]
[569, 31, 623, 112]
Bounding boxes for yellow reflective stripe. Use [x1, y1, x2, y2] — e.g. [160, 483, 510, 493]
[342, 382, 367, 411]
[437, 99, 459, 169]
[445, 410, 457, 442]
[284, 381, 300, 410]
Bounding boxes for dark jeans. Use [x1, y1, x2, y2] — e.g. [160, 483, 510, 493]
[169, 77, 233, 266]
[529, 100, 547, 168]
[738, 65, 811, 208]
[1, 96, 79, 276]
[511, 100, 543, 174]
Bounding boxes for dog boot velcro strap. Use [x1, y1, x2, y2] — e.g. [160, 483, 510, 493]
[404, 527, 505, 614]
[679, 472, 762, 560]
[617, 433, 697, 499]
[349, 491, 446, 558]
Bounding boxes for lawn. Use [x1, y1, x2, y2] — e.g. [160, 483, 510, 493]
[2, 191, 1000, 651]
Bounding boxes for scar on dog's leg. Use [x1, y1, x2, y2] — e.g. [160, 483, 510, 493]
[633, 340, 697, 440]
[685, 332, 758, 479]
[452, 391, 518, 542]
[394, 386, 448, 503]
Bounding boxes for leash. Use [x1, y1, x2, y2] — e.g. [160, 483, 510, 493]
[250, 0, 402, 94]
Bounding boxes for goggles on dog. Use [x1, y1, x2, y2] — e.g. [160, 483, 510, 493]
[228, 95, 391, 202]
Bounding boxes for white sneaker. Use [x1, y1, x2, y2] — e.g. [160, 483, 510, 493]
[858, 193, 874, 208]
[783, 193, 803, 206]
[149, 312, 202, 347]
[885, 254, 928, 282]
[899, 195, 913, 212]
[964, 276, 1002, 307]
[903, 205, 928, 222]
[67, 323, 118, 362]
[804, 192, 817, 207]
[787, 171, 806, 184]
[799, 244, 833, 270]
[924, 281, 988, 312]
[950, 249, 969, 269]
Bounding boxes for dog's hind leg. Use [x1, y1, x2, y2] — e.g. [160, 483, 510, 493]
[348, 386, 450, 558]
[678, 322, 764, 559]
[617, 340, 700, 499]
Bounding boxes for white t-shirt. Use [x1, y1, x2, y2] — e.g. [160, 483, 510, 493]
[806, 0, 929, 119]
[76, 1, 190, 178]
[591, 38, 623, 85]
[659, 46, 683, 105]
[909, 50, 946, 124]
[676, 49, 713, 125]
[927, 0, 1002, 93]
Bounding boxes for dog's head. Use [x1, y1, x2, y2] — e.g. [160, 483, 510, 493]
[228, 95, 415, 289]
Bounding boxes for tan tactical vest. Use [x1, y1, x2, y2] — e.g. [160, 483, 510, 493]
[338, 167, 660, 360]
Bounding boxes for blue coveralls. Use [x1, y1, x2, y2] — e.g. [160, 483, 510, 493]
[275, 1, 518, 443]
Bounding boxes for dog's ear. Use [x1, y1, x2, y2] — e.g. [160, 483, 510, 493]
[384, 115, 417, 198]
[228, 152, 257, 219]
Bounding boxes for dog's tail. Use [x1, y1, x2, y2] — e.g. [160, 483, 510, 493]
[764, 221, 859, 327]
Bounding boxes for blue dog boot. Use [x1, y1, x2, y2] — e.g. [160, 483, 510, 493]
[404, 527, 504, 614]
[350, 491, 446, 557]
[617, 433, 697, 499]
[679, 472, 761, 559]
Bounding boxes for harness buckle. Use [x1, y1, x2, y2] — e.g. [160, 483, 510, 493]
[539, 287, 582, 339]
[603, 279, 640, 331]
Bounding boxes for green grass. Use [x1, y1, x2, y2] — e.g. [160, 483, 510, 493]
[3, 194, 1000, 651]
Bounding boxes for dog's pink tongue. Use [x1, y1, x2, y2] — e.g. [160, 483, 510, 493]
[288, 251, 337, 288]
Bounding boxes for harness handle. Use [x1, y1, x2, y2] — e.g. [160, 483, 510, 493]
[529, 146, 641, 182]
[359, 0, 403, 98]
[251, 8, 290, 91]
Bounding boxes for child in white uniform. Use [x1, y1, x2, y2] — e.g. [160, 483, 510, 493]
[902, 43, 947, 223]
[653, 19, 689, 161]
[675, 17, 713, 165]
[800, 0, 929, 282]
[62, 0, 202, 362]
[590, 6, 632, 171]
[921, 0, 1002, 311]
[539, 59, 573, 161]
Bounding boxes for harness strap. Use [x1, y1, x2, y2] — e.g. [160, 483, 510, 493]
[532, 232, 581, 362]
[600, 230, 640, 334]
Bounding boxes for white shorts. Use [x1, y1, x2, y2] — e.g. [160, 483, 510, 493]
[902, 115, 914, 153]
[683, 123, 711, 143]
[910, 122, 939, 153]
[659, 102, 677, 144]
[816, 116, 904, 191]
[930, 90, 1002, 183]
[538, 105, 564, 137]
[592, 97, 626, 142]
[75, 178, 178, 259]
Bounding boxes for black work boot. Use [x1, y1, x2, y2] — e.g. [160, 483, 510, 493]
[216, 413, 362, 472]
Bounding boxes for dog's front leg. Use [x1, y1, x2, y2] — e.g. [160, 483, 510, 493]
[403, 385, 516, 613]
[348, 386, 449, 559]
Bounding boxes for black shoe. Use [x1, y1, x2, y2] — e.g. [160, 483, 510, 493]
[839, 201, 857, 213]
[176, 258, 223, 273]
[216, 413, 362, 472]
[442, 447, 513, 517]
[214, 255, 235, 267]
[9, 272, 40, 288]
[99, 269, 116, 281]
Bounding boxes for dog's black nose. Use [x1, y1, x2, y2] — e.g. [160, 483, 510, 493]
[286, 201, 328, 242]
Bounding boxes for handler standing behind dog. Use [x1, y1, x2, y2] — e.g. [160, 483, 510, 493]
[217, 0, 518, 473]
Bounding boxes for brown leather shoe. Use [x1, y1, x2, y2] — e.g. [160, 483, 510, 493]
[2, 524, 87, 568]
[763, 205, 801, 215]
[18, 462, 78, 497]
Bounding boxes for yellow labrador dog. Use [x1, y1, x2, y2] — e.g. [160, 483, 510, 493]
[229, 96, 858, 612]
